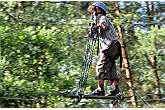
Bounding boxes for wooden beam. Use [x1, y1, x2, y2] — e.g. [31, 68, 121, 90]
[60, 93, 130, 100]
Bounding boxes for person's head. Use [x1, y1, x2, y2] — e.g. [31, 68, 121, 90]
[87, 2, 108, 16]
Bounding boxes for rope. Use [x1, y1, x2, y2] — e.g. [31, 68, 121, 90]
[0, 95, 164, 102]
[0, 96, 35, 101]
[76, 37, 96, 96]
[134, 90, 151, 108]
[0, 92, 164, 108]
[75, 9, 99, 101]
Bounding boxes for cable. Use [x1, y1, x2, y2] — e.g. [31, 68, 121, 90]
[0, 96, 35, 101]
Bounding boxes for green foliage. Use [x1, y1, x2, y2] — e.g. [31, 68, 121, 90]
[0, 1, 89, 107]
[132, 27, 165, 93]
[135, 27, 165, 55]
[0, 1, 164, 108]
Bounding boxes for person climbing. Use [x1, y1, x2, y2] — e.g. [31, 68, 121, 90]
[87, 2, 122, 96]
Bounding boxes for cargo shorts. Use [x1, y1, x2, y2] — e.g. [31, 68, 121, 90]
[96, 40, 121, 80]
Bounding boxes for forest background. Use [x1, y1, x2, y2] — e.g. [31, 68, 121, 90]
[0, 1, 164, 108]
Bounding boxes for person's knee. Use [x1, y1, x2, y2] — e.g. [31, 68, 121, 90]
[110, 79, 118, 84]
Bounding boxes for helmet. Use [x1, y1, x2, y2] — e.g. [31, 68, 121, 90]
[92, 2, 108, 13]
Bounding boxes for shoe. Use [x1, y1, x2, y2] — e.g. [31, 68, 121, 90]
[90, 89, 105, 96]
[108, 90, 120, 96]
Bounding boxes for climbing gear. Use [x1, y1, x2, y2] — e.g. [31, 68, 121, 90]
[90, 89, 105, 96]
[74, 32, 97, 105]
[75, 8, 100, 102]
[76, 37, 96, 93]
[92, 2, 108, 13]
[75, 22, 98, 97]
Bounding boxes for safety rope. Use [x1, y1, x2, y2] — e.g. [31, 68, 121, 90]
[76, 37, 97, 96]
[75, 8, 100, 99]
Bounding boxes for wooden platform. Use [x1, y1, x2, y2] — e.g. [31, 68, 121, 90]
[60, 93, 130, 100]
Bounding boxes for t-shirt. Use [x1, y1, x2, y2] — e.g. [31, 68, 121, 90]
[97, 14, 119, 51]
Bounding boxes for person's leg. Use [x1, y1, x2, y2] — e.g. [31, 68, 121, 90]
[108, 79, 120, 96]
[105, 40, 121, 96]
[91, 53, 105, 96]
[91, 79, 105, 96]
[110, 79, 118, 91]
[97, 80, 104, 91]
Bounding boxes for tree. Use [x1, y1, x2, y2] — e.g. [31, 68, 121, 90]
[113, 1, 137, 108]
[145, 1, 161, 100]
[0, 1, 89, 107]
[134, 26, 165, 101]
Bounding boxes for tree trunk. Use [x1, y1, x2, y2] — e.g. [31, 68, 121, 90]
[146, 1, 152, 30]
[147, 55, 161, 100]
[146, 1, 161, 101]
[113, 1, 137, 108]
[151, 2, 155, 27]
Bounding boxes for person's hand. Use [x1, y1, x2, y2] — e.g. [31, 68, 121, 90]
[91, 23, 98, 31]
[102, 49, 108, 55]
[98, 22, 108, 31]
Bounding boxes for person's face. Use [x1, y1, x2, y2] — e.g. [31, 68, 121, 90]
[88, 5, 101, 16]
[96, 7, 101, 14]
[87, 5, 95, 15]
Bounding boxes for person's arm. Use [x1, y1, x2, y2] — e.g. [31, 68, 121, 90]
[97, 16, 109, 32]
[98, 22, 108, 31]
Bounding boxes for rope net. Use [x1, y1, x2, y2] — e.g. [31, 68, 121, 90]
[76, 37, 97, 96]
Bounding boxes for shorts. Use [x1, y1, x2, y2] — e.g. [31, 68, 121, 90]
[96, 40, 121, 80]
